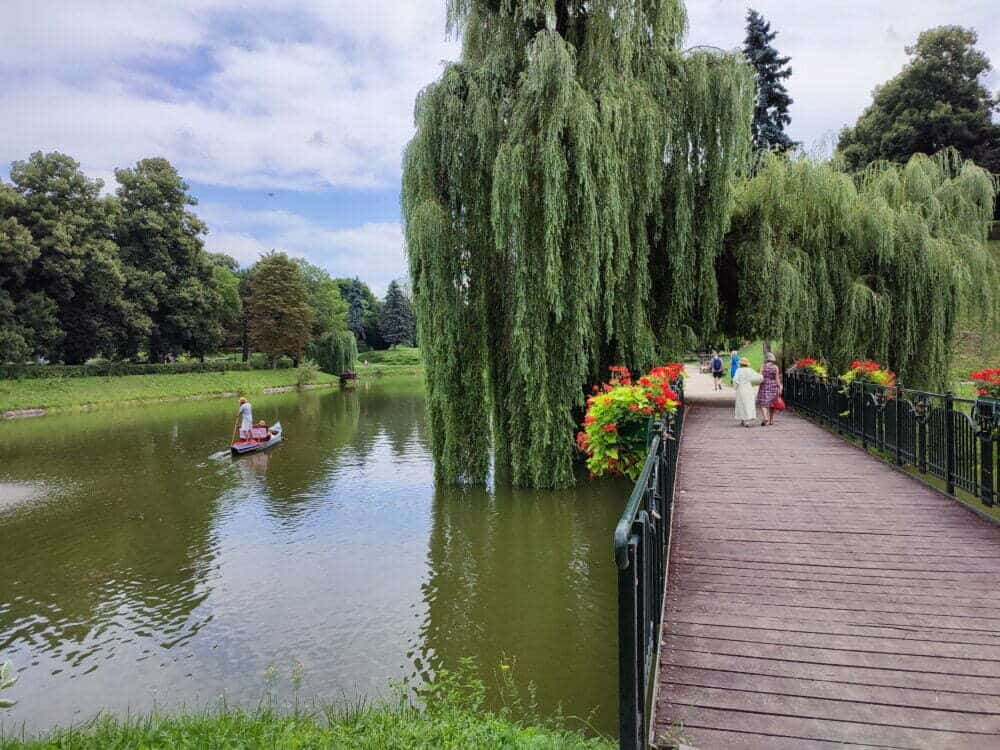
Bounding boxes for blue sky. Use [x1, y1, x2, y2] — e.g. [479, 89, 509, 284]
[2, 1, 996, 294]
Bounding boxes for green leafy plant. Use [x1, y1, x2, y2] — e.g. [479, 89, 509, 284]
[793, 357, 828, 378]
[578, 365, 683, 479]
[841, 359, 897, 387]
[296, 359, 320, 387]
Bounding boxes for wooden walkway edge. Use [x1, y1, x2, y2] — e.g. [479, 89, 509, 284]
[652, 373, 1000, 750]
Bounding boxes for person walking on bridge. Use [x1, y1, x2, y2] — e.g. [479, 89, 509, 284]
[756, 352, 783, 426]
[728, 350, 739, 385]
[710, 351, 724, 391]
[732, 357, 760, 427]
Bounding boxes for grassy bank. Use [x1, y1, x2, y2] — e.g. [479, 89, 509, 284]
[0, 709, 611, 750]
[0, 369, 339, 415]
[0, 668, 613, 750]
[356, 346, 424, 378]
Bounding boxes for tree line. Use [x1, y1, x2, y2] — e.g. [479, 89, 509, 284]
[0, 152, 415, 368]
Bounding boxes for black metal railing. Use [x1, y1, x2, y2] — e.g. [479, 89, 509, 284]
[784, 372, 998, 508]
[614, 385, 685, 750]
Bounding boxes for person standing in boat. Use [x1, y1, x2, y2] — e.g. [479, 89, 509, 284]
[237, 397, 253, 439]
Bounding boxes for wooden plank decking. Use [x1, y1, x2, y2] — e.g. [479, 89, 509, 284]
[653, 374, 1000, 750]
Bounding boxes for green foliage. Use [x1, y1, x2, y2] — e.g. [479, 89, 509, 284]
[724, 151, 997, 388]
[309, 330, 358, 374]
[403, 0, 754, 488]
[115, 158, 225, 361]
[0, 361, 256, 380]
[1, 153, 129, 364]
[247, 253, 314, 364]
[295, 259, 349, 340]
[838, 26, 1000, 175]
[336, 277, 384, 348]
[379, 280, 416, 346]
[295, 359, 320, 387]
[579, 365, 683, 478]
[743, 9, 796, 153]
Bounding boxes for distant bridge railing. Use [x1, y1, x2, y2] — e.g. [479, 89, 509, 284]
[784, 372, 998, 508]
[614, 383, 685, 750]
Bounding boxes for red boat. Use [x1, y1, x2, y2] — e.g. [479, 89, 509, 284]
[231, 421, 283, 455]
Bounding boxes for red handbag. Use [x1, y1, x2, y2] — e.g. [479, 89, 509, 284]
[773, 396, 786, 411]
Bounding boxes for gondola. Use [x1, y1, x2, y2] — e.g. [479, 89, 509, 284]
[231, 421, 282, 455]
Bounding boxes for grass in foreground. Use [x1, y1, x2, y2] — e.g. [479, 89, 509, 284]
[0, 666, 613, 750]
[0, 369, 338, 414]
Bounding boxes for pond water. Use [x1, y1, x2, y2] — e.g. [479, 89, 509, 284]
[0, 378, 628, 737]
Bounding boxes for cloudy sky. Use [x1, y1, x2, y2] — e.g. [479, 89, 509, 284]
[2, 1, 996, 293]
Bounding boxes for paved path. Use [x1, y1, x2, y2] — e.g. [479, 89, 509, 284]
[653, 372, 1000, 749]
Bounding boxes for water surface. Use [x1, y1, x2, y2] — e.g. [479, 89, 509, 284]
[0, 379, 626, 736]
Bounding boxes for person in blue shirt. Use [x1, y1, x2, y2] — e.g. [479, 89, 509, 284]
[710, 351, 724, 391]
[729, 350, 739, 386]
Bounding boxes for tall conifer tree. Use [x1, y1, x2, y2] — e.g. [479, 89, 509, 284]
[743, 9, 796, 153]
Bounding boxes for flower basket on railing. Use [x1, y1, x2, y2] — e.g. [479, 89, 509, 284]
[841, 359, 897, 388]
[793, 357, 828, 378]
[578, 364, 683, 479]
[970, 368, 1000, 401]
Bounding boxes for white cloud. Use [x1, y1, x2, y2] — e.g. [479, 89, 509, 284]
[200, 202, 404, 294]
[0, 0, 459, 191]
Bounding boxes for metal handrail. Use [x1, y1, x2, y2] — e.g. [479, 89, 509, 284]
[614, 382, 685, 750]
[784, 371, 998, 507]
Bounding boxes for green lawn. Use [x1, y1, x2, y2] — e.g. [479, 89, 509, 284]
[0, 369, 338, 414]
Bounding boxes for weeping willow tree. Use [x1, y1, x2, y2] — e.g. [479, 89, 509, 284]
[723, 149, 997, 388]
[403, 0, 754, 488]
[310, 330, 358, 375]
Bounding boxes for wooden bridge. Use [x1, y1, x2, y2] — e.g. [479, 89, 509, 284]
[648, 373, 1000, 749]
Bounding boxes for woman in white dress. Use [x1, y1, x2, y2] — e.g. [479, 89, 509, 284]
[732, 357, 762, 427]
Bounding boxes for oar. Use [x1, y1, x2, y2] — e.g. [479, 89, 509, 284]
[231, 419, 239, 445]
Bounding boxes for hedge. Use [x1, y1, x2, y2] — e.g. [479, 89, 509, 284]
[0, 359, 295, 380]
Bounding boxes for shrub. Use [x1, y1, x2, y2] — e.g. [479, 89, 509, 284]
[296, 360, 320, 387]
[0, 361, 255, 380]
[578, 364, 683, 479]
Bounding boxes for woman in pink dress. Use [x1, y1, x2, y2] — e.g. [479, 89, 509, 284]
[756, 352, 782, 426]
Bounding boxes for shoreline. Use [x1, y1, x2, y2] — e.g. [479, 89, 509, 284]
[0, 382, 339, 420]
[0, 367, 423, 421]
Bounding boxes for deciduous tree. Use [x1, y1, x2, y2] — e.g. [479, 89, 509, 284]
[247, 252, 313, 365]
[838, 26, 1000, 174]
[403, 0, 754, 487]
[3, 152, 132, 363]
[115, 158, 223, 360]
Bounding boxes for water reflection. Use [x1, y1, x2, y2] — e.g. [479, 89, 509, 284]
[0, 381, 625, 737]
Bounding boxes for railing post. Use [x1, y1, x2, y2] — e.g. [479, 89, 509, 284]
[945, 392, 956, 495]
[978, 401, 995, 507]
[618, 542, 640, 750]
[894, 384, 903, 466]
[860, 383, 868, 451]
